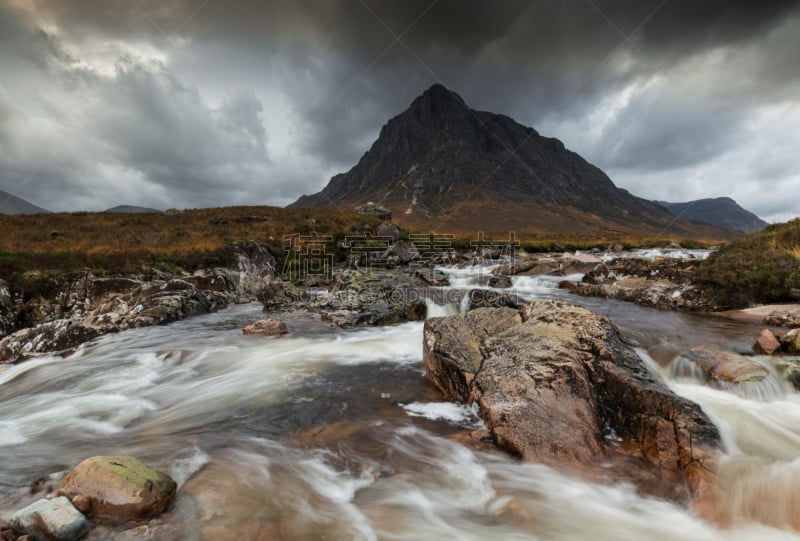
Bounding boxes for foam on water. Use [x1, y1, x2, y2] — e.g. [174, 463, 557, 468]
[402, 401, 484, 427]
[0, 421, 25, 447]
[602, 248, 713, 261]
[2, 300, 800, 538]
[669, 355, 787, 402]
[425, 298, 460, 318]
[169, 446, 210, 488]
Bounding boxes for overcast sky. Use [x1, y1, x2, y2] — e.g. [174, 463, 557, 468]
[0, 0, 798, 222]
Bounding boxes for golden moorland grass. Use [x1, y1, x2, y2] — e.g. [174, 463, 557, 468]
[0, 206, 382, 278]
[0, 205, 721, 280]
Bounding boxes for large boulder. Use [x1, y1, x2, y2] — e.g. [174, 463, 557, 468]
[423, 300, 721, 502]
[231, 241, 277, 301]
[57, 456, 177, 525]
[121, 279, 227, 328]
[9, 496, 89, 541]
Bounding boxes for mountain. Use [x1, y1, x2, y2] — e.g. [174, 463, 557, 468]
[290, 84, 736, 239]
[655, 197, 768, 234]
[0, 190, 49, 215]
[104, 205, 162, 213]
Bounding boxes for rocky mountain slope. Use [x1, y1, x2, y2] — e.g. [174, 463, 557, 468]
[0, 190, 49, 215]
[291, 84, 736, 240]
[656, 197, 768, 234]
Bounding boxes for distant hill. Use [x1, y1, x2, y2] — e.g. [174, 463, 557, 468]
[655, 197, 768, 234]
[0, 190, 49, 215]
[104, 205, 162, 213]
[290, 84, 737, 241]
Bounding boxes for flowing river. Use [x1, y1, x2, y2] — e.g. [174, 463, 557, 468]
[2, 261, 800, 540]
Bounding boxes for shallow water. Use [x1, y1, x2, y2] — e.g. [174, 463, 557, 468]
[1, 266, 799, 539]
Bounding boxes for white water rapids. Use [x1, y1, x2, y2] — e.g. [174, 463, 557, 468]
[1, 263, 799, 539]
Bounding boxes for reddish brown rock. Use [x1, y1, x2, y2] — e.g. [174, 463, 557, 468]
[676, 346, 769, 384]
[57, 456, 177, 525]
[423, 300, 721, 502]
[243, 319, 289, 336]
[754, 329, 781, 355]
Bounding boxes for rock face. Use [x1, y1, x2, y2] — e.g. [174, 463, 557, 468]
[9, 496, 89, 541]
[571, 257, 709, 310]
[289, 84, 735, 239]
[243, 319, 289, 336]
[422, 300, 721, 501]
[57, 456, 177, 525]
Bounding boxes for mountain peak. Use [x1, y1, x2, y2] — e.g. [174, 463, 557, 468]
[408, 83, 469, 118]
[289, 85, 738, 240]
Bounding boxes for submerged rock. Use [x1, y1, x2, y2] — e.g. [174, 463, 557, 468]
[423, 300, 721, 502]
[243, 319, 289, 336]
[9, 496, 89, 541]
[670, 346, 783, 400]
[57, 456, 177, 525]
[776, 358, 800, 391]
[673, 346, 769, 385]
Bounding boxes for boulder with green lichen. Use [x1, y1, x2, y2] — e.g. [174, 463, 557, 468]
[57, 456, 177, 525]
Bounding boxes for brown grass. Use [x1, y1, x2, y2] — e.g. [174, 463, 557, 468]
[0, 204, 728, 281]
[0, 206, 382, 278]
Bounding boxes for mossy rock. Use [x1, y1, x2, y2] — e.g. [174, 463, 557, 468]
[57, 456, 177, 525]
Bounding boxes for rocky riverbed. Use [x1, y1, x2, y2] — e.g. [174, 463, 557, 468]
[2, 247, 800, 538]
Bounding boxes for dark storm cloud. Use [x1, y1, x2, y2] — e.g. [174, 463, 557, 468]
[1, 0, 799, 219]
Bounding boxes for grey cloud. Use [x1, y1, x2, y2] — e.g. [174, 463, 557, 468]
[1, 0, 799, 218]
[0, 20, 275, 210]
